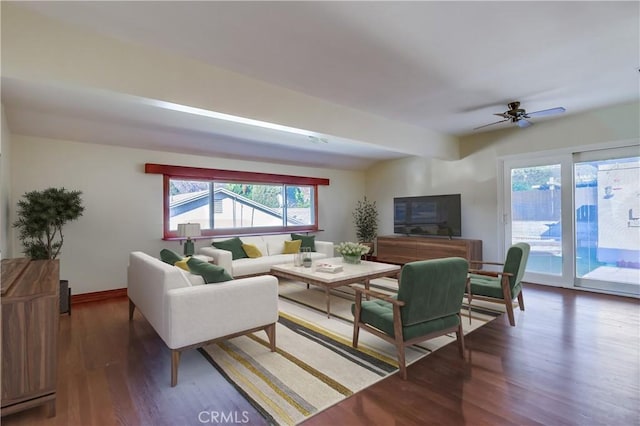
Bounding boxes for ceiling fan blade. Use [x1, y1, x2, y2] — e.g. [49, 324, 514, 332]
[494, 113, 509, 119]
[474, 119, 509, 130]
[524, 107, 566, 118]
[518, 119, 532, 128]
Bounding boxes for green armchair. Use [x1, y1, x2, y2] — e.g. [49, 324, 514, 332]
[467, 242, 530, 326]
[352, 257, 469, 380]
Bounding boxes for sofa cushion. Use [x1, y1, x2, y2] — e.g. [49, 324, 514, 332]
[187, 257, 233, 283]
[283, 239, 302, 254]
[231, 257, 272, 277]
[242, 243, 263, 258]
[262, 234, 289, 256]
[291, 233, 316, 251]
[160, 248, 184, 265]
[182, 270, 206, 286]
[212, 237, 247, 260]
[231, 252, 329, 277]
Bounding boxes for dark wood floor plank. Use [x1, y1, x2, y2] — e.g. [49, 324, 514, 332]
[2, 284, 638, 426]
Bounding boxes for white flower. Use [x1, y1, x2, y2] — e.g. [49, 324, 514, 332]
[335, 242, 371, 256]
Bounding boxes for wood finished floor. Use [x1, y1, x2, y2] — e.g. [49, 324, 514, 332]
[2, 283, 639, 426]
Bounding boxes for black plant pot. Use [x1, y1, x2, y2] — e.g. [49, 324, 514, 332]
[60, 279, 71, 315]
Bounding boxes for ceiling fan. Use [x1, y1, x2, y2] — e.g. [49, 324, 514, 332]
[474, 101, 566, 130]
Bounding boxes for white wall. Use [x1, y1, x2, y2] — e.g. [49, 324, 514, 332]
[367, 101, 640, 262]
[0, 105, 12, 258]
[10, 135, 365, 294]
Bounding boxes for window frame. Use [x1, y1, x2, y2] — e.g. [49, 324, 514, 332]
[145, 163, 330, 239]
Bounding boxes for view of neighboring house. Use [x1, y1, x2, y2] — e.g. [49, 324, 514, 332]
[170, 186, 310, 230]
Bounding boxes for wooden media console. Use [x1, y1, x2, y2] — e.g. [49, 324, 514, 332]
[376, 235, 482, 265]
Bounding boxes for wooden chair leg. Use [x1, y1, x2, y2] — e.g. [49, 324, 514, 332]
[353, 324, 360, 348]
[171, 350, 181, 387]
[501, 277, 516, 327]
[397, 341, 407, 380]
[128, 298, 136, 321]
[517, 289, 525, 311]
[457, 318, 465, 358]
[392, 304, 407, 380]
[466, 277, 472, 324]
[265, 323, 276, 352]
[505, 301, 516, 326]
[352, 291, 362, 348]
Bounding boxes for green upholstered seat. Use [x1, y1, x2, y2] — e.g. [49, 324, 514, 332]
[468, 242, 530, 326]
[352, 257, 469, 380]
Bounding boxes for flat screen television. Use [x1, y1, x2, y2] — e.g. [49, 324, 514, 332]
[394, 194, 462, 237]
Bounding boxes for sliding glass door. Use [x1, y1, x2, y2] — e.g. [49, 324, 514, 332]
[503, 145, 639, 297]
[573, 149, 639, 295]
[504, 158, 571, 287]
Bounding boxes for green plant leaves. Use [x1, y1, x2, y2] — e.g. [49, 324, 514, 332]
[13, 187, 84, 259]
[353, 197, 378, 242]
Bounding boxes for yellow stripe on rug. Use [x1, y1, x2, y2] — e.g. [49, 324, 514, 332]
[278, 311, 399, 367]
[216, 351, 297, 425]
[246, 332, 353, 397]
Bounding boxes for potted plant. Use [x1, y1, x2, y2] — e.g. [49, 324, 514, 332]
[13, 187, 84, 313]
[14, 187, 85, 259]
[353, 197, 378, 253]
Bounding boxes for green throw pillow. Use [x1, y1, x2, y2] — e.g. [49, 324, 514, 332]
[187, 257, 233, 284]
[212, 237, 248, 260]
[291, 233, 316, 251]
[160, 249, 184, 265]
[185, 256, 206, 267]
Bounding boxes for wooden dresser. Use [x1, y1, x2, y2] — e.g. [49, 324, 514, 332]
[377, 235, 482, 264]
[1, 258, 59, 418]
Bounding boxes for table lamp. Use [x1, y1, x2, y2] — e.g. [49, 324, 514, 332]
[177, 223, 201, 256]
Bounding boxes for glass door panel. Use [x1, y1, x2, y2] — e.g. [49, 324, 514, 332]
[574, 155, 640, 295]
[510, 164, 563, 276]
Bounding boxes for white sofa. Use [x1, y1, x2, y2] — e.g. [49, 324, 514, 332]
[127, 251, 278, 386]
[198, 234, 334, 277]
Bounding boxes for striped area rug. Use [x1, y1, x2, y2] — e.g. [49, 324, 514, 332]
[200, 278, 504, 425]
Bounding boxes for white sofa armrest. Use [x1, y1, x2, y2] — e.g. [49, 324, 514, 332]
[164, 275, 279, 349]
[198, 246, 234, 276]
[128, 251, 192, 334]
[315, 240, 334, 258]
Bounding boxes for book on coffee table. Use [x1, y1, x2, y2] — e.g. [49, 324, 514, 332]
[315, 263, 343, 273]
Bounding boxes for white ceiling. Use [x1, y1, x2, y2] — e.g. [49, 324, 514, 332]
[2, 1, 639, 169]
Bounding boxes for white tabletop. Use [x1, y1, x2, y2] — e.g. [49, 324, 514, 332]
[271, 257, 400, 284]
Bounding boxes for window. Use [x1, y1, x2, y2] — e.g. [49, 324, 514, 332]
[146, 163, 329, 238]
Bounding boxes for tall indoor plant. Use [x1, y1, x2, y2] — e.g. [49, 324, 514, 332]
[353, 197, 378, 253]
[13, 187, 85, 259]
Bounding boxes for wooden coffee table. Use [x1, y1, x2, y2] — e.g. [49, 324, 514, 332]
[271, 257, 401, 318]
